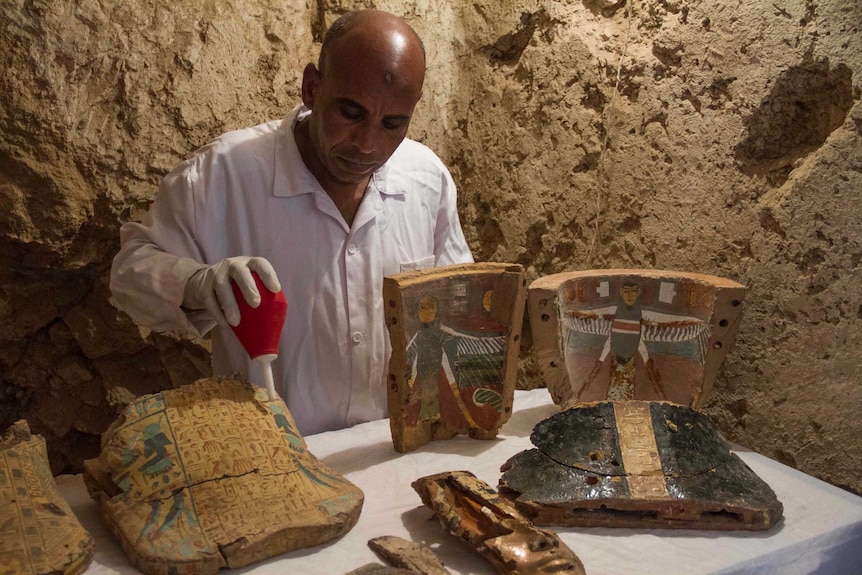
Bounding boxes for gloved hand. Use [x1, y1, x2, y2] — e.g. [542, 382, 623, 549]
[182, 256, 281, 327]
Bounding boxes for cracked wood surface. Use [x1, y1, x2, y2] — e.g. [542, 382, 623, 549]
[499, 401, 783, 530]
[82, 376, 363, 575]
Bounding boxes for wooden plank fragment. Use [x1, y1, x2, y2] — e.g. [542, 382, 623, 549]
[498, 401, 783, 530]
[528, 269, 746, 408]
[412, 471, 586, 575]
[368, 535, 451, 575]
[83, 376, 364, 575]
[344, 565, 414, 575]
[1, 420, 94, 575]
[384, 263, 526, 452]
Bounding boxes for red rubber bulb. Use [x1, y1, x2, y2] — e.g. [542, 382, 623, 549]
[229, 272, 287, 359]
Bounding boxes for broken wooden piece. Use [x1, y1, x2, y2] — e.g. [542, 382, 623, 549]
[368, 535, 451, 575]
[384, 263, 526, 452]
[344, 565, 414, 575]
[411, 471, 586, 575]
[498, 401, 783, 530]
[83, 376, 364, 575]
[1, 420, 94, 575]
[528, 269, 746, 408]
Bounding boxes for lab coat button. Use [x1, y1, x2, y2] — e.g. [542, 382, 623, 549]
[352, 332, 363, 343]
[347, 244, 357, 254]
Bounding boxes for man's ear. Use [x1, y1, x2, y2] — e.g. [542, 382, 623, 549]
[301, 63, 321, 109]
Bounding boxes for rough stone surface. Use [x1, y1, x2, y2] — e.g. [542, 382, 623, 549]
[1, 1, 859, 494]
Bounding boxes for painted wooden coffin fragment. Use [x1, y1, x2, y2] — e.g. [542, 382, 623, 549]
[498, 401, 783, 530]
[1, 420, 94, 575]
[412, 471, 586, 575]
[528, 269, 746, 408]
[83, 376, 363, 575]
[368, 535, 451, 575]
[384, 263, 526, 452]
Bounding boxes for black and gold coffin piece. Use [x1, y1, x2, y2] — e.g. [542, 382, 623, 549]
[498, 401, 782, 530]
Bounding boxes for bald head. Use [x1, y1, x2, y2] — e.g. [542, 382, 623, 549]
[295, 9, 428, 197]
[318, 10, 426, 97]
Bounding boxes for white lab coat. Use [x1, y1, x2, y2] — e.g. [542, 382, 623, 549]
[110, 106, 473, 435]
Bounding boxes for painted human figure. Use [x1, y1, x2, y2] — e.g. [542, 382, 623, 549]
[405, 292, 507, 429]
[567, 280, 709, 402]
[579, 282, 662, 400]
[410, 296, 458, 424]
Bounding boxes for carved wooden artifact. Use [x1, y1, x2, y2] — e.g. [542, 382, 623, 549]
[368, 535, 451, 575]
[529, 269, 746, 408]
[412, 471, 586, 575]
[83, 376, 364, 575]
[384, 263, 526, 452]
[1, 420, 94, 575]
[498, 401, 783, 530]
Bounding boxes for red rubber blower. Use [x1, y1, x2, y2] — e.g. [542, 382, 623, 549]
[229, 272, 287, 400]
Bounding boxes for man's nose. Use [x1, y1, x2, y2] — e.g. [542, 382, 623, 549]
[349, 121, 377, 153]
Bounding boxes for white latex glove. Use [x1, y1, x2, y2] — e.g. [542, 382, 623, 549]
[182, 256, 281, 327]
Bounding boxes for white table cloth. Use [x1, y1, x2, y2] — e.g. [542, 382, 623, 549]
[59, 389, 862, 575]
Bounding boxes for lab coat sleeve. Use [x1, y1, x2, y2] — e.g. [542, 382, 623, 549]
[109, 160, 216, 337]
[433, 167, 474, 266]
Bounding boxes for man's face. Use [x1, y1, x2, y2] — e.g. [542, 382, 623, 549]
[300, 33, 424, 187]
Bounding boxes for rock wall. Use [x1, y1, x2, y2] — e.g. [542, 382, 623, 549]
[1, 0, 859, 493]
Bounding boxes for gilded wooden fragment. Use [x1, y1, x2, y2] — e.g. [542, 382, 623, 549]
[528, 269, 746, 408]
[412, 471, 586, 575]
[83, 376, 364, 575]
[499, 401, 783, 530]
[384, 263, 526, 452]
[1, 420, 94, 575]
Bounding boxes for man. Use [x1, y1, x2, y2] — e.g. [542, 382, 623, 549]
[110, 10, 473, 435]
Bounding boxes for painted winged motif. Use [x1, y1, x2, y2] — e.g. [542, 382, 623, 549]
[563, 308, 710, 365]
[405, 324, 508, 421]
[561, 287, 712, 402]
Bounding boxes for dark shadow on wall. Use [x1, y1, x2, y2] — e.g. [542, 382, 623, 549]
[734, 60, 855, 187]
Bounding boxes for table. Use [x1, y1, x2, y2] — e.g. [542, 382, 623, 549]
[58, 389, 862, 575]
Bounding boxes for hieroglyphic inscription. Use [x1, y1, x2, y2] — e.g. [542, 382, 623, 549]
[1, 421, 93, 575]
[613, 402, 668, 499]
[84, 376, 363, 575]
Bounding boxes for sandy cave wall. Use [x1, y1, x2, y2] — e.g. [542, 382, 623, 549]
[1, 0, 860, 494]
[436, 0, 862, 495]
[0, 0, 315, 472]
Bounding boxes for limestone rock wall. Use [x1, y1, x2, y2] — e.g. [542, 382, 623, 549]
[1, 0, 859, 493]
[0, 0, 313, 472]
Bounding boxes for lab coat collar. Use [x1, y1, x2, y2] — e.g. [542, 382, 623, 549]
[273, 105, 400, 199]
